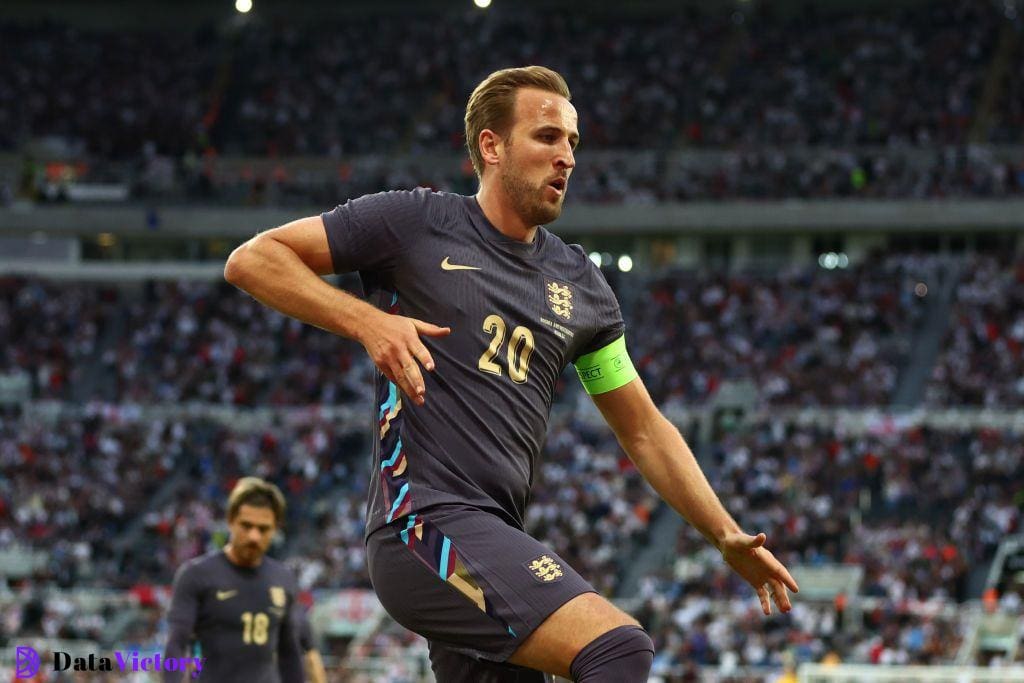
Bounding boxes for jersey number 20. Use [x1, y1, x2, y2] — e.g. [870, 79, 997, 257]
[478, 314, 535, 384]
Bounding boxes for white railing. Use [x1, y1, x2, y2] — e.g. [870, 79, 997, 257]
[798, 664, 1024, 682]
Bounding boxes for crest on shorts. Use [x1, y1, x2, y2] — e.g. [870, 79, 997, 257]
[546, 280, 573, 321]
[525, 555, 564, 583]
[269, 586, 287, 608]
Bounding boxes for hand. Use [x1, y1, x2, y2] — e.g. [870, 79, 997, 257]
[719, 531, 799, 616]
[357, 311, 451, 406]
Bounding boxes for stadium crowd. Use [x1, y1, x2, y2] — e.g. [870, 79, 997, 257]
[1, 256, 937, 410]
[4, 0, 1024, 208]
[4, 253, 1022, 663]
[626, 417, 1022, 672]
[0, 252, 1009, 583]
[0, 406, 658, 598]
[118, 144, 1024, 208]
[3, 0, 1024, 679]
[0, 410, 185, 587]
[639, 594, 966, 675]
[634, 253, 935, 408]
[108, 279, 369, 406]
[253, 416, 1022, 675]
[0, 278, 118, 402]
[926, 254, 1024, 407]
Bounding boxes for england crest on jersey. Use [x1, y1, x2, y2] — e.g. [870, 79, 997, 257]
[545, 280, 573, 321]
[269, 586, 287, 608]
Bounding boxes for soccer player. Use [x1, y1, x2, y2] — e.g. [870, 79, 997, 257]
[224, 66, 799, 682]
[162, 477, 304, 683]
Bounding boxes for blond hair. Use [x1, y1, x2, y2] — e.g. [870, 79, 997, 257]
[464, 65, 571, 178]
[226, 477, 287, 526]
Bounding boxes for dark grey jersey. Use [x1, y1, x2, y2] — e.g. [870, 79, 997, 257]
[322, 189, 624, 535]
[163, 551, 304, 683]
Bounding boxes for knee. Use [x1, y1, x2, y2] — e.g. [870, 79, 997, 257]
[569, 625, 654, 683]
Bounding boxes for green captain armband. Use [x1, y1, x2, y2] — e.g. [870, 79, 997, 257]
[574, 335, 638, 395]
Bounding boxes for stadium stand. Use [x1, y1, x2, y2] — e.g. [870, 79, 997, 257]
[926, 255, 1024, 407]
[3, 1, 1024, 207]
[3, 0, 1024, 681]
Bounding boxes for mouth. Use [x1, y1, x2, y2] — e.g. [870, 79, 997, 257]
[547, 177, 567, 197]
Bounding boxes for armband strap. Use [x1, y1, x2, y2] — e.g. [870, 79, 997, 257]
[574, 336, 637, 395]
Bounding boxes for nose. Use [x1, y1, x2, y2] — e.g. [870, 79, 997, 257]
[556, 139, 575, 171]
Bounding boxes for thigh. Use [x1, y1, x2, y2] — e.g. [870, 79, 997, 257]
[366, 505, 595, 664]
[506, 592, 641, 679]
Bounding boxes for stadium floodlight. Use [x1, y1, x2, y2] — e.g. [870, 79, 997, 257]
[474, 0, 492, 8]
[235, 0, 253, 13]
[618, 255, 634, 273]
[588, 252, 602, 266]
[818, 252, 849, 270]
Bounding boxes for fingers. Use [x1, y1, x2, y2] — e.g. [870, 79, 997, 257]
[777, 563, 800, 594]
[755, 579, 793, 616]
[759, 544, 800, 594]
[369, 317, 449, 406]
[741, 532, 799, 615]
[409, 341, 435, 373]
[756, 583, 772, 616]
[767, 578, 793, 613]
[411, 318, 452, 338]
[394, 353, 426, 406]
[748, 533, 799, 594]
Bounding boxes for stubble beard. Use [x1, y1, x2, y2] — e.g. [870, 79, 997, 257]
[500, 162, 564, 227]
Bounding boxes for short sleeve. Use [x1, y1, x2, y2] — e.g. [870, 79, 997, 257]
[321, 187, 438, 275]
[572, 262, 625, 363]
[166, 562, 201, 632]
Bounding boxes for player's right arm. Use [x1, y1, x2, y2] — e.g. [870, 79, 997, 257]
[224, 213, 449, 405]
[163, 563, 200, 683]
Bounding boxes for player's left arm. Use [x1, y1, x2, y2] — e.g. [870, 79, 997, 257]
[304, 650, 327, 683]
[276, 597, 306, 683]
[294, 603, 326, 683]
[588, 369, 800, 615]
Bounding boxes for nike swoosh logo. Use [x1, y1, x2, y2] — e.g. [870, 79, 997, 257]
[441, 257, 481, 271]
[216, 590, 238, 601]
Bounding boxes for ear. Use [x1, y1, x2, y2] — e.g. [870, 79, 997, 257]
[479, 129, 503, 169]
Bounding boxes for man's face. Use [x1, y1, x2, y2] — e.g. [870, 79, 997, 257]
[227, 504, 277, 565]
[498, 88, 579, 227]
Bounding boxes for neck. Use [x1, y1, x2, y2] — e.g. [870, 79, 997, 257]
[224, 543, 261, 568]
[475, 182, 537, 244]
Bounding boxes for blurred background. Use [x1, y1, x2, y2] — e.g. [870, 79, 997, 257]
[1, 0, 1023, 680]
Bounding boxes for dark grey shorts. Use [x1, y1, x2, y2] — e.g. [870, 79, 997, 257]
[366, 504, 595, 681]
